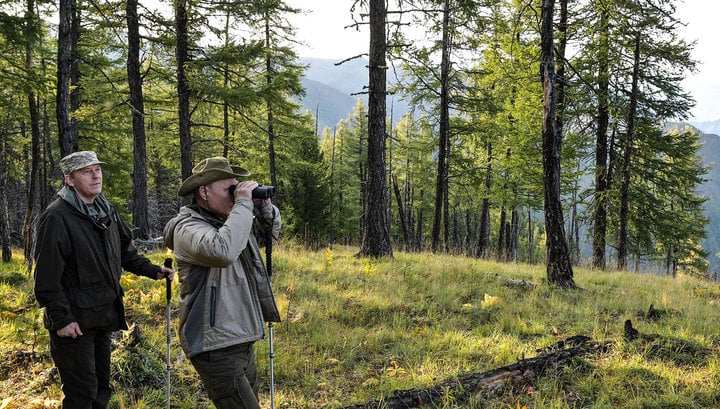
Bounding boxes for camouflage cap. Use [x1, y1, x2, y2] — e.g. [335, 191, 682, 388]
[59, 151, 106, 175]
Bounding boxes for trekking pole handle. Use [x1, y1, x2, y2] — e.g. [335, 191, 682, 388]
[164, 258, 173, 300]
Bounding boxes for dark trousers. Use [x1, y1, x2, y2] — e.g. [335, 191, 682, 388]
[49, 329, 113, 409]
[190, 342, 260, 409]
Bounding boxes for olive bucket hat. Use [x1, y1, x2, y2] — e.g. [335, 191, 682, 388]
[177, 157, 250, 197]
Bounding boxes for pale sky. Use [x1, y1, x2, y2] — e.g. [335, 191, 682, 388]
[287, 0, 718, 122]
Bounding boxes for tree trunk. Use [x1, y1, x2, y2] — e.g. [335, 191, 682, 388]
[476, 142, 492, 258]
[617, 32, 641, 271]
[23, 0, 42, 265]
[358, 0, 392, 258]
[431, 0, 451, 253]
[56, 0, 79, 157]
[497, 205, 506, 259]
[392, 174, 410, 249]
[592, 7, 610, 270]
[126, 0, 150, 239]
[175, 0, 193, 186]
[0, 139, 11, 262]
[265, 13, 279, 193]
[540, 0, 575, 288]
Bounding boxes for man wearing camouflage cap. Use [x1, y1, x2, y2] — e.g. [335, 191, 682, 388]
[33, 150, 175, 408]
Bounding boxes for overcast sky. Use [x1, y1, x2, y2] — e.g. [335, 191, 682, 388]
[287, 0, 718, 123]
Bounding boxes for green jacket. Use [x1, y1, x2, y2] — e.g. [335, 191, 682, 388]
[34, 195, 161, 332]
[163, 196, 281, 358]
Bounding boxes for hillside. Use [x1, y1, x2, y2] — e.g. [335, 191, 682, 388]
[2, 246, 720, 408]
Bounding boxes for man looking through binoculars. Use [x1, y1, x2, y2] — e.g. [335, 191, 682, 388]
[163, 156, 281, 409]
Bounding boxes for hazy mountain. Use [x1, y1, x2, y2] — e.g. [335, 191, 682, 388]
[690, 119, 720, 136]
[298, 57, 412, 132]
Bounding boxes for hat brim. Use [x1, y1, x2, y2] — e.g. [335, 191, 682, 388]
[177, 166, 250, 197]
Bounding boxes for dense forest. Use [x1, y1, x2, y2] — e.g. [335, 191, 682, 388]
[0, 0, 711, 278]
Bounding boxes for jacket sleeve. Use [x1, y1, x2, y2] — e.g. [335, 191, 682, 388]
[174, 198, 255, 267]
[33, 210, 76, 330]
[116, 209, 161, 280]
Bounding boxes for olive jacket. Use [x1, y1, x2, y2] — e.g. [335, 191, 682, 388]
[163, 196, 281, 358]
[34, 194, 162, 332]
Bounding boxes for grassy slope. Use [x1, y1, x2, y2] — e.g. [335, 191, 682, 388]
[1, 244, 719, 408]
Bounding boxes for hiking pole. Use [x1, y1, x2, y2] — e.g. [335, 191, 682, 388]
[264, 220, 276, 409]
[163, 258, 173, 409]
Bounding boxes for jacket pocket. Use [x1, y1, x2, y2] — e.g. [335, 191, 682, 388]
[67, 287, 117, 329]
[209, 286, 217, 327]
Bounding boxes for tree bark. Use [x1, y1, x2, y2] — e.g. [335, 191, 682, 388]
[431, 0, 451, 253]
[592, 7, 610, 270]
[265, 14, 279, 195]
[358, 0, 392, 257]
[23, 0, 42, 265]
[392, 174, 410, 249]
[175, 0, 193, 187]
[0, 139, 11, 262]
[56, 0, 79, 157]
[126, 0, 150, 239]
[617, 32, 641, 271]
[475, 142, 491, 258]
[540, 0, 575, 287]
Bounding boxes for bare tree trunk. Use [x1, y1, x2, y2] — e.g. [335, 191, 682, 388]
[56, 0, 79, 157]
[264, 13, 279, 193]
[592, 7, 610, 270]
[392, 174, 410, 249]
[476, 143, 492, 258]
[497, 205, 506, 259]
[527, 205, 534, 264]
[222, 12, 231, 159]
[509, 207, 519, 262]
[175, 0, 193, 186]
[617, 32, 641, 271]
[0, 138, 11, 262]
[126, 0, 150, 239]
[540, 0, 575, 288]
[23, 0, 42, 265]
[431, 0, 451, 253]
[359, 0, 392, 257]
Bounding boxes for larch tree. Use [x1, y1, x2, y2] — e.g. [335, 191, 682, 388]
[359, 0, 393, 257]
[56, 0, 79, 157]
[126, 0, 150, 239]
[540, 0, 575, 288]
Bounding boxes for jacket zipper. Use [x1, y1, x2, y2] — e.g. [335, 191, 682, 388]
[210, 286, 217, 327]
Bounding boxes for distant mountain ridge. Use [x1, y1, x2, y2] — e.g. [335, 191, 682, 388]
[690, 119, 720, 136]
[299, 57, 411, 131]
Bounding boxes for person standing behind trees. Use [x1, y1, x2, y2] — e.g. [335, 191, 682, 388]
[33, 150, 175, 409]
[163, 157, 281, 409]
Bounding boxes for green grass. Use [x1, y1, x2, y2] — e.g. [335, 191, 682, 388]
[1, 244, 719, 408]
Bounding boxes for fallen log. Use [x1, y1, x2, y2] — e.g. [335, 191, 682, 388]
[342, 335, 605, 409]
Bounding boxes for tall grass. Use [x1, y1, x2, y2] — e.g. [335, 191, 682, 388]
[1, 244, 719, 408]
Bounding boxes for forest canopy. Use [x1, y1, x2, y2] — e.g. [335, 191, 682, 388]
[0, 0, 710, 278]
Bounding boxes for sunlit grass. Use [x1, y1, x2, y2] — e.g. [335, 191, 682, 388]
[1, 244, 719, 408]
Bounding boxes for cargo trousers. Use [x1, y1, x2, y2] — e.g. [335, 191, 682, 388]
[49, 329, 113, 409]
[190, 342, 260, 409]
